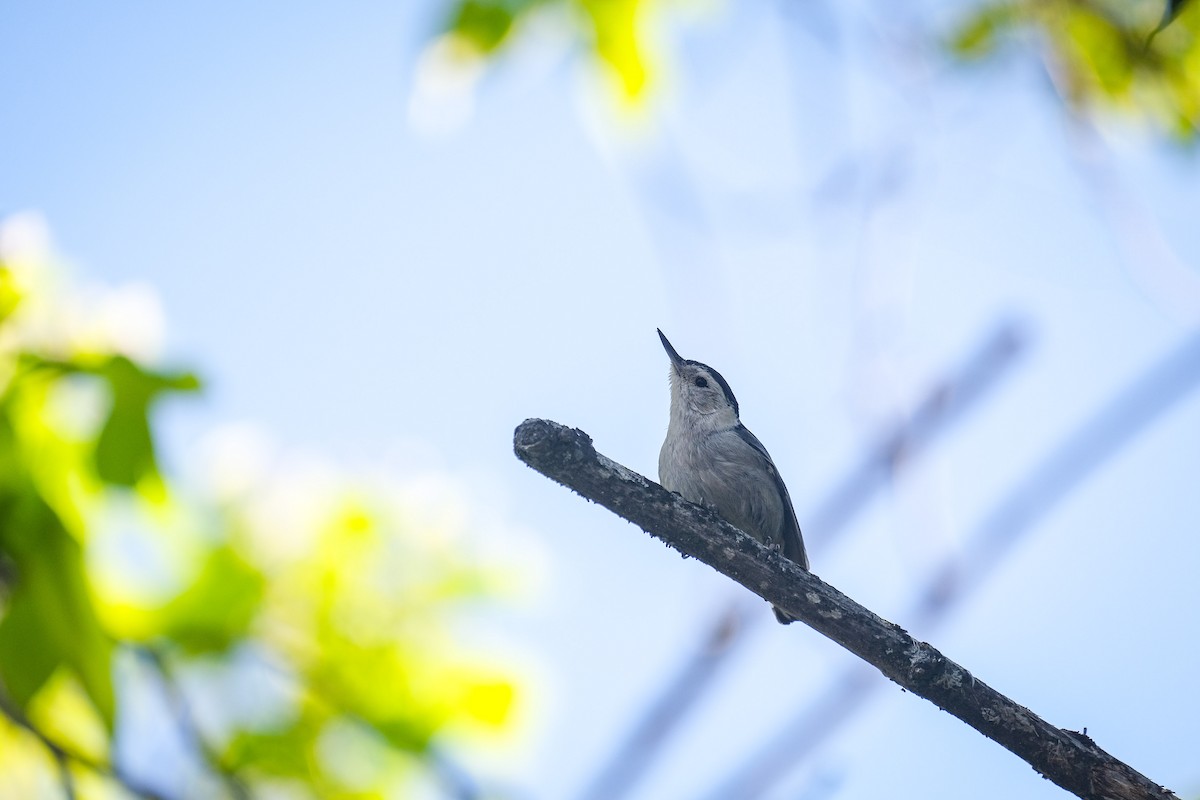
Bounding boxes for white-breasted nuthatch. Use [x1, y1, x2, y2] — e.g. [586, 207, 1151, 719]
[656, 329, 809, 624]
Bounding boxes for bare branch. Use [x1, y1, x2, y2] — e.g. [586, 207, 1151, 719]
[513, 419, 1178, 800]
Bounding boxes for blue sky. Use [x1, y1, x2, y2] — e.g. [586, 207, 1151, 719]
[3, 1, 1200, 798]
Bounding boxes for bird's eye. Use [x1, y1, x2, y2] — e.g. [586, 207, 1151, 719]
[694, 377, 709, 388]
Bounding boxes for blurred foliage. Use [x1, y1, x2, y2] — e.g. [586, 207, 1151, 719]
[438, 0, 650, 97]
[948, 0, 1200, 139]
[0, 214, 520, 799]
[432, 0, 1198, 137]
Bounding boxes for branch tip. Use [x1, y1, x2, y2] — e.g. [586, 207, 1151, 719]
[513, 418, 596, 465]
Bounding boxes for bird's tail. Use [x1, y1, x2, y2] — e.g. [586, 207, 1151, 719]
[773, 605, 798, 625]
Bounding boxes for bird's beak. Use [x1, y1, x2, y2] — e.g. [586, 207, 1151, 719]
[658, 329, 685, 373]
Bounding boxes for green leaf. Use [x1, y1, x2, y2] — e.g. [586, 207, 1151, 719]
[93, 356, 200, 487]
[226, 715, 321, 778]
[448, 0, 517, 52]
[1065, 6, 1135, 97]
[949, 3, 1020, 59]
[159, 545, 265, 654]
[0, 493, 115, 729]
[0, 575, 62, 708]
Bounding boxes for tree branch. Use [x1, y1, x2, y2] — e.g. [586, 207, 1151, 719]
[574, 320, 1026, 800]
[513, 418, 1177, 800]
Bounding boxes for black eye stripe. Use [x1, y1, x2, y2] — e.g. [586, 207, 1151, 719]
[694, 377, 708, 387]
[682, 358, 739, 416]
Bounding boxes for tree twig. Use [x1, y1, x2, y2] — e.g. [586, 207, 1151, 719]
[54, 748, 78, 800]
[513, 419, 1178, 800]
[138, 646, 251, 800]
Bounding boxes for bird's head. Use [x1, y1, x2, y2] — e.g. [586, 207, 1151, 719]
[658, 329, 740, 430]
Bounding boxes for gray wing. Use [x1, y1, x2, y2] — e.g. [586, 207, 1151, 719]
[734, 424, 809, 570]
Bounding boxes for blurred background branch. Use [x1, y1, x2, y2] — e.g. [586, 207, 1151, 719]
[575, 600, 760, 800]
[138, 647, 252, 800]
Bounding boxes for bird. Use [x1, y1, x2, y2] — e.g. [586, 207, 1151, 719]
[656, 329, 808, 623]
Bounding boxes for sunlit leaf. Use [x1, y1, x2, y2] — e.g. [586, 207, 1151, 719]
[0, 267, 21, 326]
[308, 637, 439, 753]
[1064, 6, 1135, 97]
[25, 669, 110, 762]
[439, 0, 655, 99]
[0, 715, 61, 797]
[462, 679, 515, 727]
[579, 0, 649, 97]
